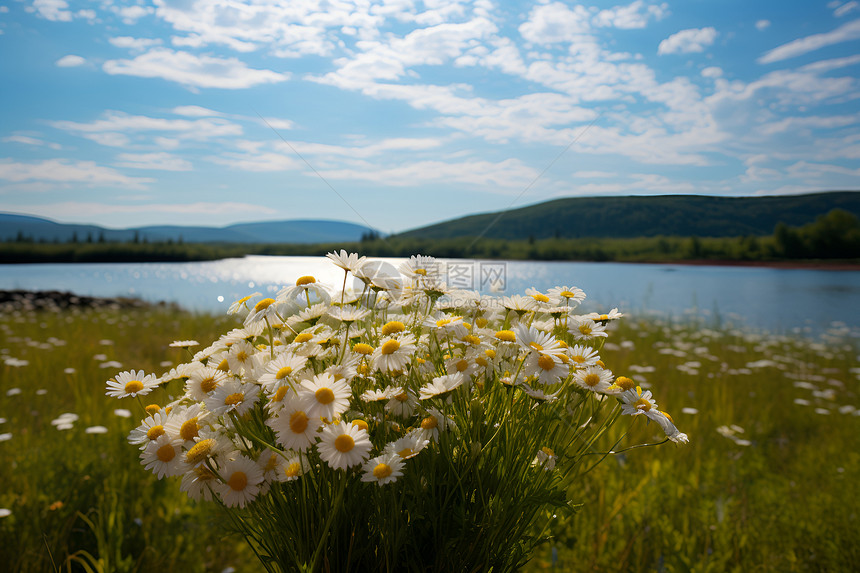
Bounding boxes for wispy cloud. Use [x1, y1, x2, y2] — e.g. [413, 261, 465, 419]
[115, 152, 194, 171]
[103, 48, 290, 89]
[758, 19, 860, 64]
[0, 158, 153, 190]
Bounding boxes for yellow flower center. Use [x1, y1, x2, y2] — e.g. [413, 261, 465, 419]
[560, 290, 576, 298]
[414, 268, 427, 276]
[453, 359, 468, 372]
[228, 471, 248, 491]
[579, 324, 593, 335]
[352, 419, 368, 431]
[475, 357, 488, 367]
[373, 463, 393, 480]
[290, 411, 309, 434]
[224, 392, 244, 406]
[398, 447, 415, 459]
[156, 443, 175, 463]
[485, 349, 496, 359]
[235, 351, 248, 362]
[353, 343, 374, 355]
[315, 387, 335, 405]
[264, 453, 279, 472]
[285, 462, 302, 478]
[495, 330, 516, 342]
[475, 317, 488, 328]
[294, 332, 314, 343]
[529, 342, 543, 351]
[532, 293, 550, 303]
[124, 380, 144, 394]
[615, 376, 635, 390]
[436, 318, 453, 327]
[200, 376, 218, 393]
[334, 434, 355, 453]
[145, 404, 160, 415]
[358, 363, 370, 376]
[296, 275, 316, 286]
[462, 335, 481, 345]
[538, 355, 556, 371]
[634, 398, 652, 412]
[276, 366, 293, 379]
[185, 439, 215, 465]
[583, 373, 601, 387]
[572, 355, 585, 363]
[253, 298, 275, 312]
[541, 446, 555, 457]
[273, 386, 290, 402]
[216, 359, 230, 372]
[381, 340, 401, 355]
[180, 418, 199, 441]
[394, 392, 409, 402]
[146, 425, 165, 441]
[420, 416, 438, 430]
[381, 321, 405, 335]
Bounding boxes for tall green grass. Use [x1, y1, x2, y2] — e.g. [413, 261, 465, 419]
[1, 303, 857, 571]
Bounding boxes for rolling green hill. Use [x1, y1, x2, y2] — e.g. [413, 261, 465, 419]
[397, 191, 860, 240]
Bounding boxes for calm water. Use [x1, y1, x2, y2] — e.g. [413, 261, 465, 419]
[2, 256, 859, 335]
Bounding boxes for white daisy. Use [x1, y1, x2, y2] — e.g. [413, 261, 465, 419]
[384, 431, 429, 460]
[620, 387, 658, 416]
[185, 367, 229, 401]
[547, 286, 586, 307]
[567, 344, 600, 369]
[584, 308, 624, 323]
[417, 407, 455, 443]
[205, 379, 260, 417]
[106, 370, 160, 399]
[276, 452, 311, 482]
[371, 334, 416, 373]
[419, 372, 465, 400]
[257, 353, 308, 392]
[267, 403, 322, 451]
[180, 464, 218, 502]
[361, 452, 405, 486]
[297, 373, 351, 421]
[569, 317, 608, 341]
[572, 365, 614, 393]
[385, 388, 418, 418]
[326, 249, 367, 274]
[317, 422, 372, 470]
[128, 410, 175, 447]
[213, 454, 264, 508]
[140, 434, 188, 479]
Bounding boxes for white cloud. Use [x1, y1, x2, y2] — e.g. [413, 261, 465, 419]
[594, 1, 669, 30]
[259, 117, 295, 130]
[115, 152, 193, 171]
[50, 110, 243, 145]
[0, 201, 277, 219]
[755, 20, 771, 31]
[103, 48, 290, 89]
[55, 55, 86, 67]
[834, 2, 859, 17]
[701, 66, 723, 78]
[172, 105, 222, 117]
[0, 158, 153, 189]
[758, 19, 860, 64]
[31, 0, 72, 22]
[108, 37, 163, 51]
[658, 27, 718, 55]
[3, 135, 62, 150]
[115, 5, 153, 25]
[519, 3, 592, 44]
[317, 158, 539, 189]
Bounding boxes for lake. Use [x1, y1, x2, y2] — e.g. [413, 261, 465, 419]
[2, 256, 859, 335]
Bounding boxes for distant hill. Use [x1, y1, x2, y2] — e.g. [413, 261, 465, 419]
[0, 214, 377, 244]
[397, 191, 860, 240]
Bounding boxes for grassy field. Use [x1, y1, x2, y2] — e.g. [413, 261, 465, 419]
[0, 300, 857, 572]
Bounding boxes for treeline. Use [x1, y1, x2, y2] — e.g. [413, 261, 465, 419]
[2, 209, 858, 265]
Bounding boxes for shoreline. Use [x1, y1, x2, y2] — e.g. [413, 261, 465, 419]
[632, 259, 860, 271]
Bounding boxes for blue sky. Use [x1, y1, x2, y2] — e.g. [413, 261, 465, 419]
[1, 0, 859, 234]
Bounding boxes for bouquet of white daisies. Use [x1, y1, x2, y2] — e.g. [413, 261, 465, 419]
[108, 252, 686, 573]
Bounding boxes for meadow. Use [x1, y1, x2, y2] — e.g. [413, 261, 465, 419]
[0, 296, 857, 572]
